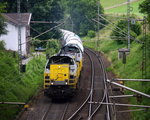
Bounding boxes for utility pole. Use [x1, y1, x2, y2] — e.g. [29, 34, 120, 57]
[97, 1, 100, 50]
[127, 0, 131, 50]
[142, 17, 147, 79]
[17, 0, 22, 73]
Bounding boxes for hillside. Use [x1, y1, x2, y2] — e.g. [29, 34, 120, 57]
[0, 41, 46, 120]
[101, 0, 144, 16]
[101, 0, 126, 8]
[84, 1, 150, 119]
[83, 19, 150, 120]
[83, 0, 150, 116]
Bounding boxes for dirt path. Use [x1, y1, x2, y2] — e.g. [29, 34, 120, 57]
[104, 0, 139, 10]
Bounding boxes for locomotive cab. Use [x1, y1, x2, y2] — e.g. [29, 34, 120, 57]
[44, 56, 78, 98]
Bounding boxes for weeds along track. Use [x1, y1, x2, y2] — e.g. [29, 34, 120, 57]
[67, 48, 111, 120]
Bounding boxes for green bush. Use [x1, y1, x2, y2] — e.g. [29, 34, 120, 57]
[0, 40, 5, 50]
[46, 39, 60, 57]
[0, 49, 46, 120]
[87, 30, 96, 38]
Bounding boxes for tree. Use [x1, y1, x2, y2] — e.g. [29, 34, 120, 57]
[64, 0, 105, 36]
[30, 0, 64, 40]
[0, 2, 7, 36]
[139, 0, 150, 22]
[111, 19, 141, 44]
[2, 0, 64, 40]
[46, 39, 60, 56]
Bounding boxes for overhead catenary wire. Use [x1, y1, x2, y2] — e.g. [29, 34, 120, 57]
[21, 17, 69, 45]
[21, 22, 64, 45]
[85, 15, 128, 41]
[1, 18, 66, 86]
[30, 26, 41, 34]
[92, 19, 128, 38]
[92, 18, 143, 43]
[97, 14, 143, 43]
[98, 14, 130, 37]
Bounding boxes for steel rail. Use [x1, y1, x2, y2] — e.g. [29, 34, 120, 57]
[87, 48, 111, 120]
[107, 79, 150, 98]
[117, 109, 146, 113]
[88, 50, 95, 119]
[98, 53, 111, 120]
[89, 102, 150, 108]
[112, 78, 150, 82]
[109, 94, 135, 98]
[67, 50, 94, 120]
[41, 104, 52, 120]
[60, 103, 69, 120]
[0, 102, 26, 105]
[67, 92, 92, 120]
[87, 90, 107, 120]
[41, 103, 69, 120]
[86, 48, 107, 120]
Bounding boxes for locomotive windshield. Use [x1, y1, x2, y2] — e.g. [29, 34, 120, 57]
[60, 46, 80, 54]
[46, 56, 74, 68]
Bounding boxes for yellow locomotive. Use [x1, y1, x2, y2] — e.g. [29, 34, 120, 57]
[44, 30, 83, 98]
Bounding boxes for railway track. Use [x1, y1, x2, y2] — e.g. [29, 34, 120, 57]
[87, 48, 111, 120]
[41, 102, 69, 120]
[67, 48, 111, 120]
[20, 48, 112, 120]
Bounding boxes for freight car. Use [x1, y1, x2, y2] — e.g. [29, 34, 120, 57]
[44, 30, 83, 98]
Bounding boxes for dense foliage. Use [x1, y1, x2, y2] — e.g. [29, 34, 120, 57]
[29, 0, 64, 40]
[111, 19, 141, 44]
[0, 41, 46, 120]
[1, 0, 64, 40]
[139, 0, 150, 22]
[84, 12, 150, 119]
[1, 0, 106, 40]
[0, 3, 7, 35]
[87, 30, 96, 38]
[46, 39, 61, 57]
[64, 0, 105, 36]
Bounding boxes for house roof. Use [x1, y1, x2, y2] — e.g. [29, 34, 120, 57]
[2, 13, 32, 26]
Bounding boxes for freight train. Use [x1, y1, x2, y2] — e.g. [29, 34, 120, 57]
[44, 29, 84, 98]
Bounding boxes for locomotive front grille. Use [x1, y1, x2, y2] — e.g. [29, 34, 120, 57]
[52, 81, 67, 85]
[45, 76, 50, 79]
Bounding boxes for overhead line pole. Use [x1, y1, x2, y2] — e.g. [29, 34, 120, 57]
[17, 0, 22, 73]
[97, 1, 100, 51]
[127, 0, 131, 49]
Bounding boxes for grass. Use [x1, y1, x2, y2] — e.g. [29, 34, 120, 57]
[0, 38, 61, 120]
[104, 0, 144, 17]
[83, 15, 150, 119]
[0, 48, 46, 120]
[100, 0, 127, 8]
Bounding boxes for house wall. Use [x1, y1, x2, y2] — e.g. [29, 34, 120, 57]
[0, 22, 27, 55]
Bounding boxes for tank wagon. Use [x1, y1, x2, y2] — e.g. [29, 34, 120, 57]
[44, 30, 83, 98]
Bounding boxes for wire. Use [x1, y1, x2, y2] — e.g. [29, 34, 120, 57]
[30, 26, 41, 34]
[92, 18, 127, 37]
[92, 18, 143, 43]
[21, 17, 69, 45]
[97, 14, 143, 43]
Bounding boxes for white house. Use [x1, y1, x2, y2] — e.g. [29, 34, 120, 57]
[0, 13, 32, 55]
